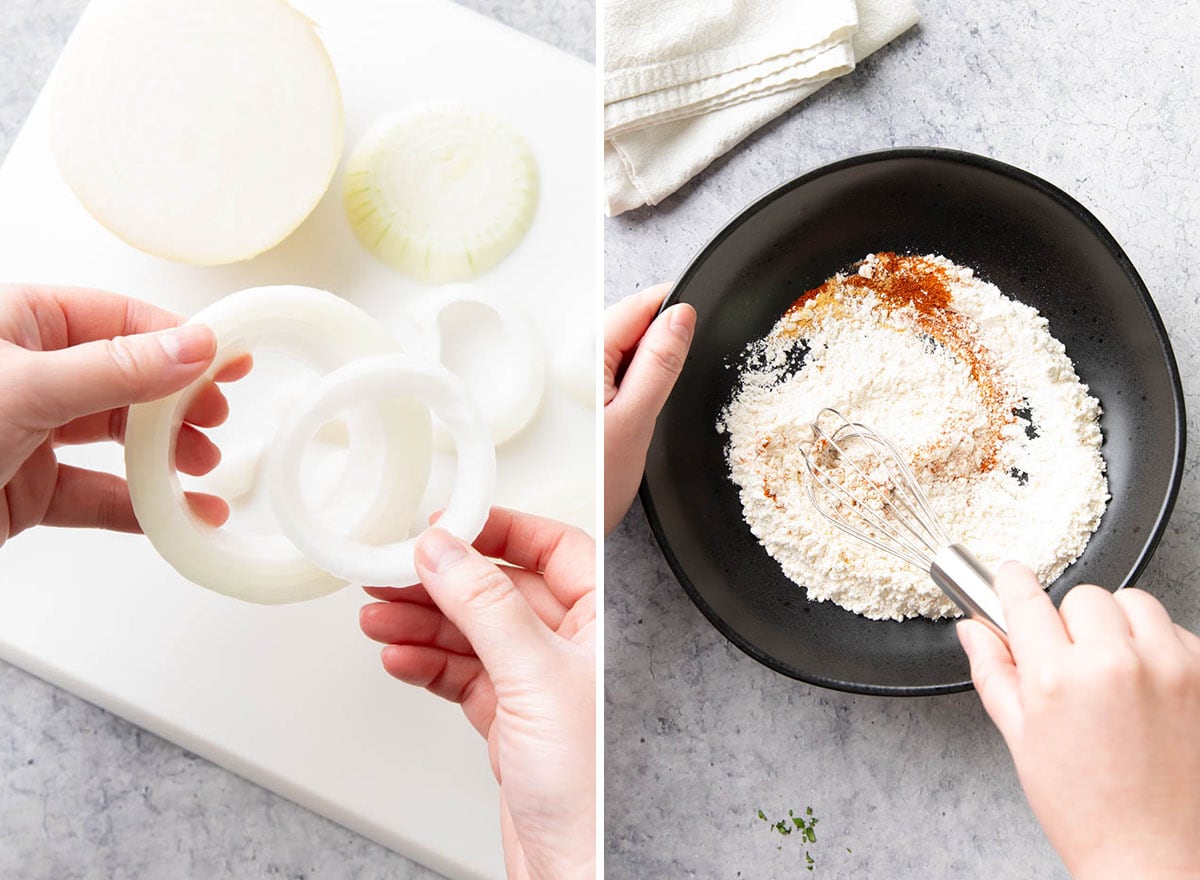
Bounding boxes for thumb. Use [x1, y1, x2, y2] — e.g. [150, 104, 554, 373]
[19, 324, 216, 426]
[414, 527, 557, 688]
[609, 303, 695, 427]
[958, 619, 1023, 742]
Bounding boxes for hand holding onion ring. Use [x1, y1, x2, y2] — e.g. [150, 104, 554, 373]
[359, 508, 596, 878]
[124, 285, 496, 604]
[0, 284, 243, 547]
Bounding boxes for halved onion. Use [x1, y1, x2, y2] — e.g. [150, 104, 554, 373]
[343, 103, 539, 281]
[424, 288, 546, 448]
[124, 286, 432, 604]
[267, 354, 495, 587]
[52, 0, 343, 265]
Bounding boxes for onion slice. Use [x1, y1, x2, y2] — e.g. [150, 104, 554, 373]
[268, 354, 496, 587]
[516, 480, 597, 537]
[425, 288, 546, 448]
[552, 326, 596, 408]
[52, 0, 343, 265]
[343, 103, 539, 282]
[197, 442, 265, 505]
[124, 286, 432, 604]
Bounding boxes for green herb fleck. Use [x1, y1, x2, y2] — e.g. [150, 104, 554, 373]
[756, 807, 823, 870]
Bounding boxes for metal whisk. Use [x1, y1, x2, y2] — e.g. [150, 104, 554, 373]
[798, 408, 1007, 639]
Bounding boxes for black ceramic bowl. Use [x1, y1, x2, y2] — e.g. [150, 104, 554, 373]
[640, 148, 1186, 696]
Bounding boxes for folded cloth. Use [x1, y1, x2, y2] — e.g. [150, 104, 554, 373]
[605, 0, 921, 216]
[604, 0, 859, 136]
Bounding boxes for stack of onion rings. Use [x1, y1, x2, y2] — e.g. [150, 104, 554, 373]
[124, 286, 495, 604]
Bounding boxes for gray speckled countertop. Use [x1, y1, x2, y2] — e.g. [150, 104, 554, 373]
[605, 1, 1200, 878]
[0, 2, 591, 878]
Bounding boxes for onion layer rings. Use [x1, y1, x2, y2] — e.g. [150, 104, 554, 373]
[268, 354, 495, 586]
[125, 286, 432, 604]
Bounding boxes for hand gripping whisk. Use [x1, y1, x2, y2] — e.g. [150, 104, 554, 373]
[798, 408, 1007, 640]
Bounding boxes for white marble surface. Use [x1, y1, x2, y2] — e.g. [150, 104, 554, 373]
[0, 1, 592, 877]
[605, 1, 1200, 877]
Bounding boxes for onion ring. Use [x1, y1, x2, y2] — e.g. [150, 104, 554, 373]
[552, 325, 595, 408]
[425, 288, 546, 449]
[516, 480, 597, 537]
[124, 286, 432, 604]
[267, 354, 496, 586]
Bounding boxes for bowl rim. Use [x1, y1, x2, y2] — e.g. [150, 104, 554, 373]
[638, 146, 1188, 697]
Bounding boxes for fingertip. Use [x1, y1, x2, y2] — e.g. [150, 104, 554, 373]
[182, 382, 231, 428]
[213, 352, 254, 383]
[379, 643, 430, 684]
[363, 585, 403, 600]
[663, 303, 696, 345]
[174, 424, 222, 476]
[380, 643, 403, 670]
[359, 602, 379, 626]
[359, 602, 394, 642]
[605, 284, 675, 359]
[639, 282, 673, 309]
[956, 618, 1019, 722]
[205, 498, 229, 527]
[363, 583, 427, 602]
[956, 619, 978, 655]
[185, 492, 229, 526]
[616, 303, 693, 415]
[959, 617, 1013, 662]
[159, 324, 216, 367]
[958, 618, 1002, 659]
[414, 527, 471, 577]
[665, 301, 696, 322]
[995, 560, 1042, 599]
[998, 559, 1034, 578]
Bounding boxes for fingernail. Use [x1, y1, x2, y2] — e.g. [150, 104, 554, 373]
[995, 560, 1040, 598]
[667, 305, 695, 344]
[956, 621, 975, 652]
[415, 528, 468, 573]
[160, 324, 216, 364]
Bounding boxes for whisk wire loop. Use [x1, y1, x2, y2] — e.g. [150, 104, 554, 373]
[802, 443, 932, 569]
[804, 473, 930, 569]
[800, 409, 952, 569]
[835, 424, 952, 550]
[797, 408, 1007, 639]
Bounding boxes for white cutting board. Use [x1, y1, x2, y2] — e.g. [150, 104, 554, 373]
[0, 2, 595, 878]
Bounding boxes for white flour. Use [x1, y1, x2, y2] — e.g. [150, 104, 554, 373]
[717, 253, 1109, 620]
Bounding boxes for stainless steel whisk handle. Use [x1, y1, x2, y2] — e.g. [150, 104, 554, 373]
[929, 545, 1008, 643]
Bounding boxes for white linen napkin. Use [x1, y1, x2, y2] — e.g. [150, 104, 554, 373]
[605, 0, 921, 216]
